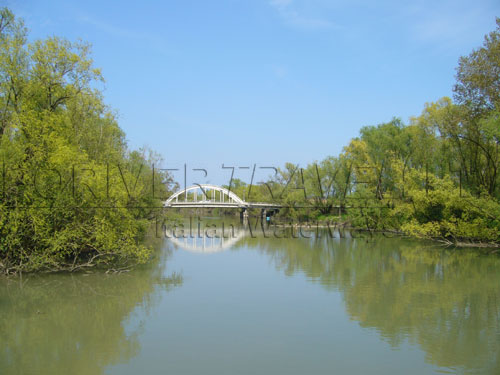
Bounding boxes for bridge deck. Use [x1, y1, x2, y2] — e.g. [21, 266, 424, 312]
[164, 184, 281, 210]
[164, 201, 281, 209]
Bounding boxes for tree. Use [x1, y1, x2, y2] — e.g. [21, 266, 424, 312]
[0, 8, 172, 273]
[454, 18, 500, 113]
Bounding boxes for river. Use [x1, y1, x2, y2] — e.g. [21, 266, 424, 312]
[1, 218, 499, 374]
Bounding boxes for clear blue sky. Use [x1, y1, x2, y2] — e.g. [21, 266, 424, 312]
[5, 0, 500, 185]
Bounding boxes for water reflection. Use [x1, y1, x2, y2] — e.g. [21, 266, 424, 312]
[242, 232, 500, 373]
[167, 219, 500, 373]
[3, 219, 500, 374]
[0, 240, 182, 375]
[167, 224, 246, 253]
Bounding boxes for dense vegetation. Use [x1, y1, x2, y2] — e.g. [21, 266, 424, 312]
[231, 19, 500, 246]
[0, 9, 174, 273]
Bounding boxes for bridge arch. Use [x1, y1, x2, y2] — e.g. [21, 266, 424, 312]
[164, 184, 245, 207]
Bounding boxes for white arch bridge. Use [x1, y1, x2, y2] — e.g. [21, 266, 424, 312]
[164, 184, 281, 219]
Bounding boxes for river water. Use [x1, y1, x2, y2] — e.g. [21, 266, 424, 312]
[1, 218, 499, 374]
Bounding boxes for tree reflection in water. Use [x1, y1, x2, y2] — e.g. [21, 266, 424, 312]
[3, 222, 499, 374]
[241, 230, 500, 373]
[0, 239, 182, 375]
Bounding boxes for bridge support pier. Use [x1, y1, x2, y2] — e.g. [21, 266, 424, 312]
[240, 208, 248, 225]
[261, 209, 268, 226]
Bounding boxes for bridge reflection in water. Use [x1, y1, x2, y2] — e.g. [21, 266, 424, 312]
[166, 224, 247, 253]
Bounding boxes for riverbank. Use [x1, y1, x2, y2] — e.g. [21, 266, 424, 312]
[171, 213, 500, 250]
[266, 216, 500, 249]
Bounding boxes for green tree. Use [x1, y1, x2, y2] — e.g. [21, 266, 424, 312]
[0, 9, 173, 273]
[454, 18, 500, 113]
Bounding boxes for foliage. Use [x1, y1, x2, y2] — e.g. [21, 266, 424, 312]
[253, 19, 500, 245]
[0, 9, 174, 273]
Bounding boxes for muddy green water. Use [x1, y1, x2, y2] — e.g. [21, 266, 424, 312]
[1, 219, 500, 374]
